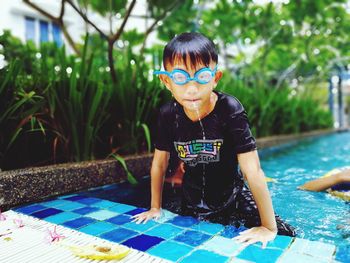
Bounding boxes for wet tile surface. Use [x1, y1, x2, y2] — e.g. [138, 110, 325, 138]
[145, 223, 184, 239]
[181, 249, 229, 263]
[13, 192, 340, 263]
[236, 245, 284, 263]
[167, 215, 199, 228]
[147, 240, 193, 261]
[173, 230, 211, 247]
[122, 234, 164, 251]
[30, 208, 63, 219]
[99, 227, 138, 243]
[62, 216, 96, 229]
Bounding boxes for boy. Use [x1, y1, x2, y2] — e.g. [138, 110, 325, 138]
[133, 32, 296, 247]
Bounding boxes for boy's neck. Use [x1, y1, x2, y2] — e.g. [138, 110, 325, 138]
[183, 92, 218, 122]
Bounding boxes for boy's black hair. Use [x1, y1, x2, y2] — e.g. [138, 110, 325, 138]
[163, 32, 218, 70]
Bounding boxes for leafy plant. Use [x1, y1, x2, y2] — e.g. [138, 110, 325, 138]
[218, 73, 332, 137]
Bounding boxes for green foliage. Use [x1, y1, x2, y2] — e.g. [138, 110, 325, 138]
[1, 0, 342, 171]
[110, 154, 138, 185]
[0, 60, 43, 167]
[77, 0, 128, 16]
[0, 32, 165, 170]
[108, 46, 164, 154]
[218, 72, 332, 137]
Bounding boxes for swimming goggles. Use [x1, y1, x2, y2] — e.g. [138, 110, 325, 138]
[154, 65, 217, 85]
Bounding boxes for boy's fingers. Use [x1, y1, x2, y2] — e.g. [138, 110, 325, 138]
[241, 238, 258, 249]
[261, 241, 268, 249]
[239, 228, 253, 235]
[143, 214, 152, 224]
[133, 217, 142, 224]
[233, 234, 252, 243]
[131, 212, 144, 219]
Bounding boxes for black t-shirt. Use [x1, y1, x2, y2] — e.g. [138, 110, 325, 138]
[155, 91, 257, 214]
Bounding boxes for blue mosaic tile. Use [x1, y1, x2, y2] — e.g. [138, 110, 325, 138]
[76, 197, 103, 205]
[265, 235, 293, 250]
[45, 212, 81, 224]
[181, 249, 229, 263]
[122, 234, 164, 251]
[191, 221, 224, 235]
[85, 210, 119, 220]
[145, 223, 185, 239]
[108, 203, 136, 214]
[303, 240, 335, 260]
[335, 245, 350, 263]
[62, 217, 96, 229]
[106, 214, 132, 225]
[15, 204, 47, 214]
[220, 225, 247, 238]
[167, 216, 199, 228]
[237, 245, 283, 263]
[91, 200, 118, 209]
[39, 199, 69, 208]
[79, 221, 116, 236]
[287, 238, 308, 252]
[278, 251, 327, 263]
[125, 208, 147, 216]
[100, 227, 138, 243]
[57, 201, 86, 211]
[286, 238, 335, 261]
[62, 195, 86, 201]
[201, 236, 241, 257]
[123, 220, 158, 232]
[173, 230, 211, 247]
[31, 208, 63, 219]
[154, 209, 177, 223]
[72, 206, 100, 215]
[148, 240, 193, 262]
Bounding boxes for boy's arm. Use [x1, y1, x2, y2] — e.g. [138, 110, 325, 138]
[132, 149, 169, 223]
[234, 150, 277, 247]
[299, 169, 350, 191]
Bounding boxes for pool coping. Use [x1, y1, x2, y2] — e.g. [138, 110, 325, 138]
[0, 128, 346, 211]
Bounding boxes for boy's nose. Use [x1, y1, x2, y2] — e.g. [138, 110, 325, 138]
[185, 83, 199, 96]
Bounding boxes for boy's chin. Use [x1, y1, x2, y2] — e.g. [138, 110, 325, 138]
[182, 100, 201, 111]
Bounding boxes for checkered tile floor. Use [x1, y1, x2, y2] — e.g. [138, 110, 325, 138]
[1, 193, 342, 262]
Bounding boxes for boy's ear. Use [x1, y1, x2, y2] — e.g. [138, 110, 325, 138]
[214, 71, 223, 85]
[159, 74, 172, 90]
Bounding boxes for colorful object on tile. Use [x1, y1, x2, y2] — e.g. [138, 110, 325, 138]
[323, 167, 350, 201]
[70, 244, 130, 260]
[45, 226, 65, 243]
[0, 209, 7, 221]
[13, 218, 24, 228]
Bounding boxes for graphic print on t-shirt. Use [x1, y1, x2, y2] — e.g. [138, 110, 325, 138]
[174, 139, 223, 167]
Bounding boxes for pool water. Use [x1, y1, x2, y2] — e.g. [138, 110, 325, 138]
[78, 132, 350, 259]
[260, 132, 350, 255]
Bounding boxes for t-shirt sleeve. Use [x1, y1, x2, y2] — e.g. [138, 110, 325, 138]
[227, 110, 257, 154]
[154, 108, 172, 152]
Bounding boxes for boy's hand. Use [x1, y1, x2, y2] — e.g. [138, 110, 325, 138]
[130, 208, 162, 224]
[233, 226, 277, 249]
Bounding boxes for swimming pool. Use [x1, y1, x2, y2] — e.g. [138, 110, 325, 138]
[7, 131, 350, 262]
[261, 131, 350, 256]
[77, 131, 350, 259]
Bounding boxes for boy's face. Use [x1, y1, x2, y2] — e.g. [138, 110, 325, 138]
[159, 58, 222, 112]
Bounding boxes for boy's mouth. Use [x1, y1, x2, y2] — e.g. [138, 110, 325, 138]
[184, 98, 200, 102]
